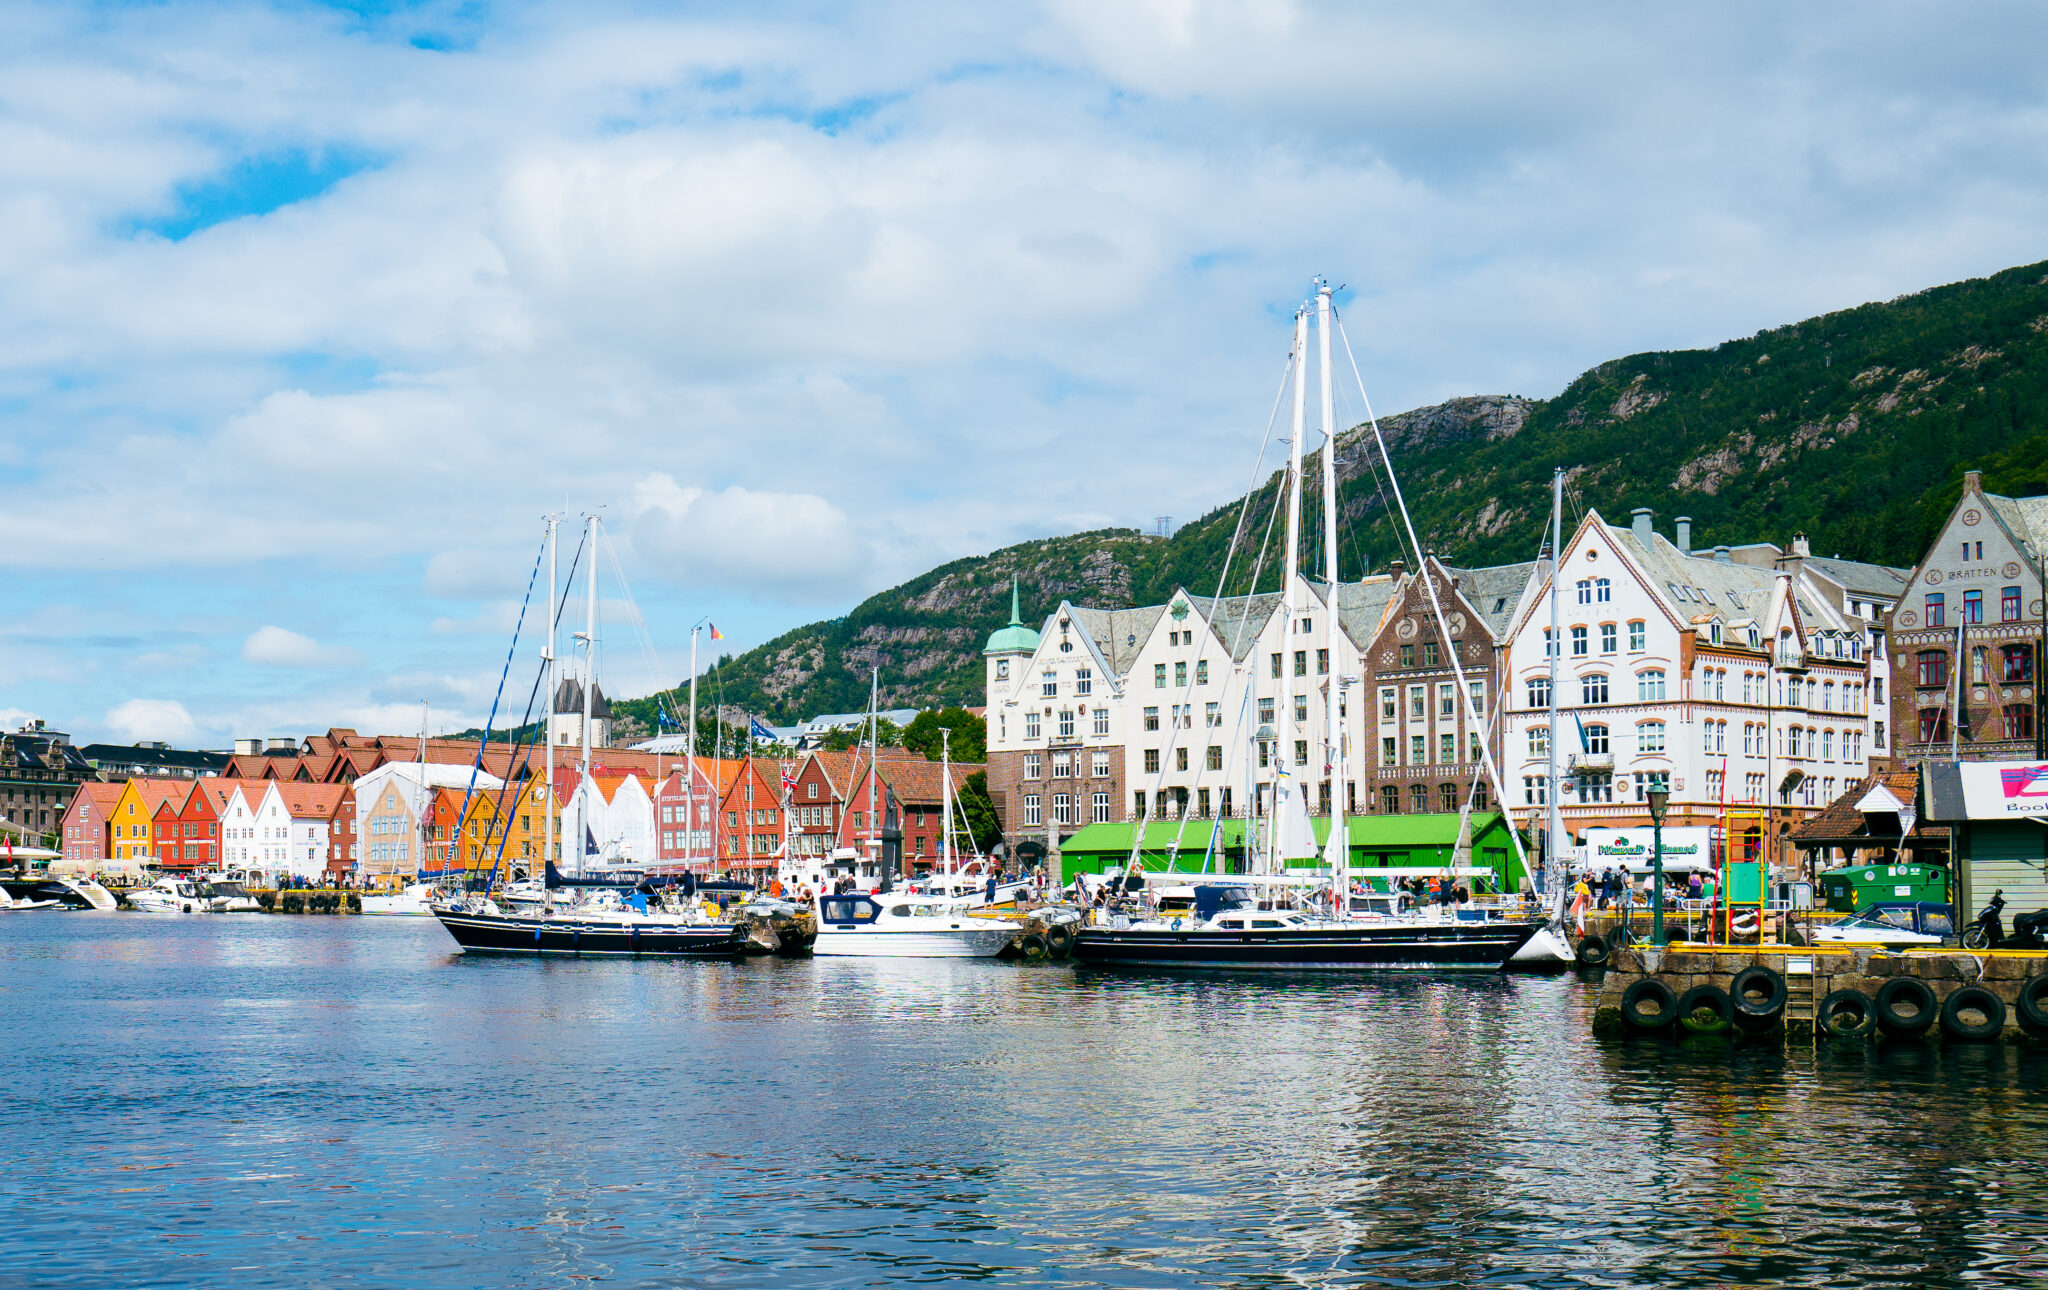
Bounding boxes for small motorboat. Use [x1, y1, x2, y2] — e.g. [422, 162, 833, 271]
[1, 875, 118, 911]
[127, 877, 228, 914]
[1, 891, 62, 911]
[194, 876, 263, 912]
[812, 892, 1019, 958]
[430, 890, 754, 958]
[360, 882, 436, 916]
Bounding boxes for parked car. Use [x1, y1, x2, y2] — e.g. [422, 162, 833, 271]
[1810, 901, 1955, 947]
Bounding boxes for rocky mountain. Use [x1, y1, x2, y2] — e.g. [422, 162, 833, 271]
[667, 258, 2048, 724]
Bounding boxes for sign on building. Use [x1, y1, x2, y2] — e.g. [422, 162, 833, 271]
[1954, 761, 2048, 820]
[1581, 826, 1713, 874]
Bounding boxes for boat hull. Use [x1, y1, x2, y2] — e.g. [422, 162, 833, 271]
[1072, 919, 1544, 972]
[1, 877, 117, 911]
[432, 906, 752, 958]
[813, 927, 1015, 958]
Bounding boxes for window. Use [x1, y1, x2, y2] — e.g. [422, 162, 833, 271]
[1523, 776, 1547, 806]
[1600, 623, 1617, 654]
[1399, 643, 1415, 668]
[1260, 697, 1276, 724]
[1964, 590, 1984, 624]
[1295, 740, 1309, 766]
[1092, 750, 1110, 778]
[1384, 785, 1403, 813]
[1635, 770, 1670, 799]
[1582, 673, 1609, 705]
[2005, 644, 2035, 683]
[1051, 751, 1072, 778]
[1053, 795, 1072, 826]
[1176, 747, 1189, 772]
[1294, 696, 1308, 724]
[1576, 578, 1593, 605]
[1637, 721, 1666, 753]
[1316, 649, 1329, 675]
[1917, 710, 1948, 744]
[1529, 726, 1550, 757]
[1597, 578, 1611, 602]
[1439, 684, 1457, 718]
[1468, 681, 1485, 714]
[1294, 650, 1308, 677]
[1926, 593, 1945, 628]
[1571, 625, 1588, 656]
[1143, 749, 1160, 774]
[1439, 783, 1459, 812]
[1042, 669, 1058, 697]
[1422, 641, 1439, 668]
[1094, 709, 1110, 738]
[1821, 729, 1834, 760]
[1175, 660, 1188, 687]
[1410, 784, 1430, 812]
[1381, 688, 1397, 720]
[1917, 650, 1948, 687]
[1024, 752, 1041, 780]
[1584, 724, 1610, 754]
[1410, 735, 1426, 764]
[1575, 771, 1613, 803]
[1271, 652, 1283, 679]
[2007, 706, 2036, 740]
[1409, 686, 1427, 718]
[1382, 736, 1398, 764]
[1154, 664, 1168, 689]
[1093, 792, 1111, 823]
[1440, 733, 1457, 763]
[1075, 667, 1092, 696]
[1473, 781, 1490, 809]
[1527, 676, 1551, 708]
[1025, 712, 1041, 739]
[1637, 670, 1666, 701]
[1207, 745, 1223, 771]
[1058, 710, 1075, 739]
[1628, 620, 1646, 651]
[1544, 628, 1557, 658]
[1024, 795, 1041, 826]
[2004, 585, 2023, 622]
[1143, 706, 1160, 732]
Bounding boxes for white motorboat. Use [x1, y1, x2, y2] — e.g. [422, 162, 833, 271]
[360, 882, 437, 916]
[1, 891, 62, 911]
[192, 874, 263, 912]
[127, 877, 228, 914]
[813, 892, 1019, 958]
[2, 874, 118, 910]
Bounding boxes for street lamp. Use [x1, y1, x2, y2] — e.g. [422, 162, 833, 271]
[1646, 786, 1670, 947]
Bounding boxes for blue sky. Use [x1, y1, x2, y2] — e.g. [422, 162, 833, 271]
[4, 0, 2048, 746]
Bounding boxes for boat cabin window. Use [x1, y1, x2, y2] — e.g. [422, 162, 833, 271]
[1251, 919, 1286, 929]
[889, 905, 912, 917]
[821, 898, 878, 922]
[1217, 917, 1245, 929]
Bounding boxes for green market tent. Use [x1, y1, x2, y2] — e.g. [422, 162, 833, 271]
[1053, 811, 1525, 891]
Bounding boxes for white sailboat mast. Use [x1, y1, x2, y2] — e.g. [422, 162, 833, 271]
[1317, 282, 1346, 896]
[867, 666, 879, 876]
[543, 515, 557, 908]
[1547, 468, 1565, 905]
[579, 513, 598, 876]
[941, 726, 953, 876]
[1271, 303, 1309, 877]
[687, 624, 700, 873]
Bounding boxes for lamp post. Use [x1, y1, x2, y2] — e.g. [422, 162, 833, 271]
[1647, 786, 1670, 947]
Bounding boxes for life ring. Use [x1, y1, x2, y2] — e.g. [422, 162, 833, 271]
[2017, 975, 2048, 1032]
[1818, 987, 1878, 1039]
[1874, 977, 1938, 1034]
[1676, 984, 1735, 1035]
[1940, 985, 2006, 1041]
[1619, 978, 1678, 1030]
[1730, 966, 1787, 1023]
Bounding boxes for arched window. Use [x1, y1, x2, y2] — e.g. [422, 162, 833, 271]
[1576, 579, 1593, 605]
[1409, 783, 1430, 813]
[1527, 676, 1551, 707]
[1439, 783, 1459, 812]
[1596, 578, 1612, 603]
[1581, 673, 1609, 704]
[1637, 721, 1666, 753]
[1637, 669, 1667, 701]
[1584, 724, 1610, 754]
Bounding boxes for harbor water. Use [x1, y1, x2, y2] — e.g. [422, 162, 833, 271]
[6, 914, 2048, 1288]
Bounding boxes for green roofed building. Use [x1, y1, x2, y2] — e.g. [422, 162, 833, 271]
[1054, 811, 1525, 892]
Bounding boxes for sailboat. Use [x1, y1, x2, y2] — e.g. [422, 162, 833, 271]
[1072, 282, 1544, 972]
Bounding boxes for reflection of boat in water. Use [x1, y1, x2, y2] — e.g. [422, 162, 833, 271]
[1, 874, 117, 911]
[361, 882, 436, 916]
[813, 892, 1017, 958]
[127, 877, 228, 914]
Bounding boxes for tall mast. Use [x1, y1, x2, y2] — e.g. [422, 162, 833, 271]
[687, 624, 700, 873]
[1317, 282, 1346, 900]
[1271, 303, 1309, 877]
[1546, 468, 1564, 909]
[543, 515, 557, 909]
[941, 726, 953, 877]
[579, 513, 598, 876]
[867, 666, 879, 877]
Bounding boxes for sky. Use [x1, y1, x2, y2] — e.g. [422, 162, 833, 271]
[4, 0, 2047, 747]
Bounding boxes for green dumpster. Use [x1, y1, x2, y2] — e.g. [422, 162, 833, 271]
[1817, 862, 1950, 913]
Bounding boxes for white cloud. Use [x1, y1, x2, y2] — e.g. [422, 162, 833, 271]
[103, 698, 198, 744]
[628, 473, 871, 601]
[0, 707, 39, 731]
[241, 625, 362, 668]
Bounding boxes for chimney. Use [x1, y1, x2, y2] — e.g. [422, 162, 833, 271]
[1390, 558, 1407, 577]
[1631, 507, 1654, 544]
[235, 738, 261, 756]
[1965, 469, 1983, 494]
[265, 737, 295, 753]
[1791, 533, 1811, 558]
[1675, 516, 1693, 555]
[1713, 545, 1732, 564]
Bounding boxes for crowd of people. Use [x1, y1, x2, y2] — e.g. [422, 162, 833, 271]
[1565, 867, 1720, 933]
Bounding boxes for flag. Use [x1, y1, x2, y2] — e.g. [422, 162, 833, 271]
[750, 717, 776, 742]
[709, 623, 725, 641]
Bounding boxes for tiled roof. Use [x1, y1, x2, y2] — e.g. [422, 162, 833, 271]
[1984, 493, 2048, 562]
[1790, 770, 1950, 846]
[275, 782, 348, 820]
[70, 782, 126, 817]
[870, 757, 981, 807]
[1061, 602, 1171, 673]
[1446, 560, 1539, 639]
[1801, 556, 1910, 600]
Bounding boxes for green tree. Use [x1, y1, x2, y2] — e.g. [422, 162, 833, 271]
[955, 771, 1003, 851]
[820, 718, 902, 752]
[901, 707, 987, 764]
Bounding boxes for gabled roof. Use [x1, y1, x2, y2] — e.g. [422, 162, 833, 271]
[1307, 576, 1404, 652]
[274, 782, 348, 821]
[1050, 602, 1169, 674]
[1800, 556, 1910, 601]
[1184, 589, 1285, 664]
[67, 782, 126, 819]
[865, 757, 981, 807]
[1984, 493, 2048, 561]
[1445, 561, 1540, 639]
[123, 778, 193, 817]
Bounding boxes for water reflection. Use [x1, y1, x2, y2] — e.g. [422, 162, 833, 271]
[6, 915, 2048, 1287]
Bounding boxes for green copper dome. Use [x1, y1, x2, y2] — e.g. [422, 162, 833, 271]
[983, 577, 1041, 655]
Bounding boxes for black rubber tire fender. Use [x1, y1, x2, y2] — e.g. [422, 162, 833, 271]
[1677, 985, 1735, 1035]
[1874, 977, 1939, 1034]
[1015, 932, 1049, 962]
[1730, 966, 1787, 1020]
[1603, 924, 1631, 952]
[1818, 988, 1878, 1039]
[2017, 975, 2048, 1032]
[1941, 984, 2006, 1042]
[1619, 978, 1679, 1030]
[1043, 923, 1076, 958]
[1575, 936, 1610, 968]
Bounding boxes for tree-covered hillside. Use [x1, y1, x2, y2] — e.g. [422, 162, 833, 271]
[664, 258, 2048, 723]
